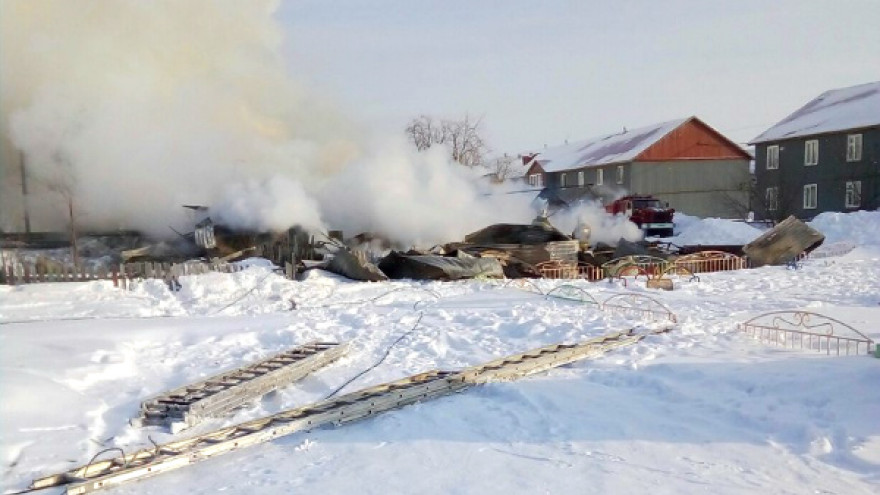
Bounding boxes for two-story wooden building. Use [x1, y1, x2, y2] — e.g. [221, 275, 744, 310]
[524, 116, 751, 218]
[750, 81, 880, 221]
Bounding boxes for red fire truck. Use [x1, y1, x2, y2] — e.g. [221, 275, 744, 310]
[605, 195, 675, 237]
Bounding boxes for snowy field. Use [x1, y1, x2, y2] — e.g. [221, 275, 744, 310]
[2, 212, 880, 494]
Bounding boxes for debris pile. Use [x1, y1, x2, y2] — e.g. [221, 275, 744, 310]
[2, 209, 833, 286]
[742, 216, 825, 267]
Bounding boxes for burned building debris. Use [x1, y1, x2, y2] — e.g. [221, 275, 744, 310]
[323, 246, 388, 282]
[742, 216, 825, 267]
[377, 251, 503, 281]
[2, 201, 836, 287]
[451, 223, 579, 265]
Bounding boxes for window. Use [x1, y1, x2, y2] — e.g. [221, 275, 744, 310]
[847, 134, 863, 162]
[577, 171, 584, 187]
[766, 145, 779, 169]
[596, 169, 604, 186]
[803, 184, 817, 209]
[845, 181, 861, 208]
[616, 165, 624, 184]
[765, 187, 778, 211]
[804, 140, 818, 166]
[560, 173, 567, 187]
[528, 173, 543, 188]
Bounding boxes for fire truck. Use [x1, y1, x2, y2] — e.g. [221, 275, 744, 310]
[605, 195, 675, 237]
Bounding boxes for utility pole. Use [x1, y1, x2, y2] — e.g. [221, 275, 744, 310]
[69, 196, 79, 268]
[19, 151, 31, 234]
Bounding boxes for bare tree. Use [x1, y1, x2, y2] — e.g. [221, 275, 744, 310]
[484, 154, 517, 183]
[405, 115, 444, 152]
[405, 113, 487, 167]
[749, 177, 801, 223]
[717, 180, 753, 219]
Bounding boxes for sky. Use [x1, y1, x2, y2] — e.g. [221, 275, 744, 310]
[276, 0, 880, 155]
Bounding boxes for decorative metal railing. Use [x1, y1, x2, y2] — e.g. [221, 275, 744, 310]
[673, 251, 747, 273]
[601, 256, 669, 278]
[544, 285, 601, 307]
[660, 265, 700, 282]
[601, 293, 678, 323]
[535, 260, 579, 279]
[738, 310, 874, 356]
[498, 278, 545, 295]
[535, 261, 604, 281]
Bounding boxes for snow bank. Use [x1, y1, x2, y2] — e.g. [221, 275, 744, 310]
[809, 210, 880, 246]
[662, 210, 880, 249]
[2, 212, 880, 494]
[660, 213, 762, 245]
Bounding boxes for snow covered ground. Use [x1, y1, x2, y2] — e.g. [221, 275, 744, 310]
[2, 213, 880, 494]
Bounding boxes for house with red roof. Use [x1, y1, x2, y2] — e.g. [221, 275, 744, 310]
[524, 116, 752, 218]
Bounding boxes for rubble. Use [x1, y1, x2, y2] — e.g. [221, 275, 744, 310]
[451, 223, 579, 267]
[377, 251, 503, 281]
[324, 247, 388, 282]
[743, 216, 825, 267]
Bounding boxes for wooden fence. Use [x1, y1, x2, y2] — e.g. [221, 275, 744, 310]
[1, 258, 246, 289]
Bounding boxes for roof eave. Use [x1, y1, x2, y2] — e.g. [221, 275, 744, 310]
[749, 123, 880, 145]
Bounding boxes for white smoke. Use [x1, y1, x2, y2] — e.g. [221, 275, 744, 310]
[1, 1, 627, 248]
[211, 176, 325, 233]
[550, 201, 644, 246]
[2, 0, 357, 237]
[318, 141, 534, 247]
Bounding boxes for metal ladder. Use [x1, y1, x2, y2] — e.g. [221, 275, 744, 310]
[28, 327, 670, 494]
[133, 341, 349, 431]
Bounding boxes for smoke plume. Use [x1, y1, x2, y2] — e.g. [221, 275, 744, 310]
[550, 201, 644, 246]
[1, 1, 627, 248]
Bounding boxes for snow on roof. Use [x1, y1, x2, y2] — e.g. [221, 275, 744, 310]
[527, 118, 689, 173]
[750, 81, 880, 144]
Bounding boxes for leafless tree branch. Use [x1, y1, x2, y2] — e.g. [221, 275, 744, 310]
[405, 113, 487, 167]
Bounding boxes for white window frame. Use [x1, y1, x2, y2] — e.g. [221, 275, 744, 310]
[528, 173, 543, 188]
[577, 171, 584, 187]
[804, 140, 818, 166]
[616, 165, 624, 184]
[765, 187, 778, 211]
[847, 134, 863, 162]
[766, 145, 779, 170]
[560, 173, 567, 187]
[845, 181, 861, 208]
[596, 169, 604, 186]
[803, 183, 817, 209]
